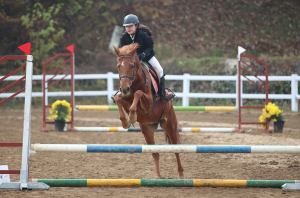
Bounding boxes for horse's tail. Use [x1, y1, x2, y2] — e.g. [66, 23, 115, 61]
[164, 121, 182, 144]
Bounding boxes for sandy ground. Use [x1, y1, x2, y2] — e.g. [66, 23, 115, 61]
[1, 108, 300, 198]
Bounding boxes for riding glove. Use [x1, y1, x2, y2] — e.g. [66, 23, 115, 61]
[137, 53, 146, 61]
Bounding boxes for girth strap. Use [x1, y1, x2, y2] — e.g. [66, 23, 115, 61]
[140, 63, 148, 88]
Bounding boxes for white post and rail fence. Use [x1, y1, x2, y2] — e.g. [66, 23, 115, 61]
[1, 73, 299, 112]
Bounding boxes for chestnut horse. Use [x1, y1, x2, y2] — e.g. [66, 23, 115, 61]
[112, 43, 184, 179]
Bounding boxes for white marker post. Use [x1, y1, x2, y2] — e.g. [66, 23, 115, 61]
[236, 46, 246, 113]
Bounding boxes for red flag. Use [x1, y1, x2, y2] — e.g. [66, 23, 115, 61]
[66, 44, 74, 54]
[18, 42, 31, 55]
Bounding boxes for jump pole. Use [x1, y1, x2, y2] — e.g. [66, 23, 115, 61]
[31, 144, 300, 154]
[75, 105, 237, 112]
[74, 127, 235, 132]
[32, 179, 298, 188]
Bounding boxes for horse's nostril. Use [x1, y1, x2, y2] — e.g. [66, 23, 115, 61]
[126, 87, 130, 93]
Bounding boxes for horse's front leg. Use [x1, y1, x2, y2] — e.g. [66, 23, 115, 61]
[114, 94, 130, 129]
[128, 90, 152, 124]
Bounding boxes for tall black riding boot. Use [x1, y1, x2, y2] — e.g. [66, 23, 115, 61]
[160, 75, 174, 101]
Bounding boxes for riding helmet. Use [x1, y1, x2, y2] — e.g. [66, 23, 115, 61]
[123, 14, 139, 26]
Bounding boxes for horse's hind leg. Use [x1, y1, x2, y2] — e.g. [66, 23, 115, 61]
[140, 123, 162, 179]
[160, 109, 184, 179]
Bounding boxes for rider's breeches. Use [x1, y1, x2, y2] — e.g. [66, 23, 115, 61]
[148, 56, 163, 78]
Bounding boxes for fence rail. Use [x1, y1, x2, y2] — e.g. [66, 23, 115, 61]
[1, 73, 299, 111]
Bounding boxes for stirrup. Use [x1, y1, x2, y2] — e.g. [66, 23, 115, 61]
[162, 88, 176, 102]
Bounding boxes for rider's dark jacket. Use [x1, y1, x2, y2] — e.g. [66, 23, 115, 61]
[120, 28, 155, 62]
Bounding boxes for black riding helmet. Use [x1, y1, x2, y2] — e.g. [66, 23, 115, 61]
[123, 14, 139, 27]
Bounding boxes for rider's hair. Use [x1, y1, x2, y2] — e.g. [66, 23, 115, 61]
[139, 24, 152, 36]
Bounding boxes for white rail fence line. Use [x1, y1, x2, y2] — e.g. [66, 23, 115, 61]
[1, 73, 299, 111]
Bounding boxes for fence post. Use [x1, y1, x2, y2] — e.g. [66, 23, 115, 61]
[182, 73, 190, 106]
[45, 77, 48, 105]
[72, 53, 75, 112]
[236, 74, 239, 110]
[107, 72, 114, 104]
[70, 53, 75, 132]
[20, 55, 33, 188]
[291, 74, 298, 112]
[241, 78, 243, 107]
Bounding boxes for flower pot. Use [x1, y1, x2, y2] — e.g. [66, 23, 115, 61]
[55, 120, 65, 132]
[274, 120, 285, 133]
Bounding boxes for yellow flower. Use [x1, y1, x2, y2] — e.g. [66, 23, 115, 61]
[259, 102, 284, 128]
[52, 103, 56, 109]
[49, 100, 72, 120]
[275, 108, 280, 116]
[67, 107, 72, 114]
[47, 116, 52, 120]
[270, 109, 276, 116]
[265, 103, 271, 111]
[62, 100, 67, 107]
[259, 115, 265, 122]
[262, 111, 267, 118]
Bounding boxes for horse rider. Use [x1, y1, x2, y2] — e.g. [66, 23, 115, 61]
[120, 14, 175, 101]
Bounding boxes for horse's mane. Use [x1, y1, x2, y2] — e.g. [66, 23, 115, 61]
[119, 43, 139, 56]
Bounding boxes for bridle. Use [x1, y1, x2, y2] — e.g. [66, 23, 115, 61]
[119, 55, 140, 88]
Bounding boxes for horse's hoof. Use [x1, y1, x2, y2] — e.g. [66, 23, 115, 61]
[179, 174, 184, 179]
[129, 120, 137, 125]
[121, 122, 130, 129]
[155, 175, 162, 179]
[128, 115, 137, 124]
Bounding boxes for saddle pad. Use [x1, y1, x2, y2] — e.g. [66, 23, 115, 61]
[150, 73, 158, 93]
[149, 73, 169, 95]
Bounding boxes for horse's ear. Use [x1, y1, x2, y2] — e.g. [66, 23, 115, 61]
[113, 46, 120, 57]
[128, 43, 139, 57]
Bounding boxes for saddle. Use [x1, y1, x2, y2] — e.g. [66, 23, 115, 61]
[141, 62, 160, 95]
